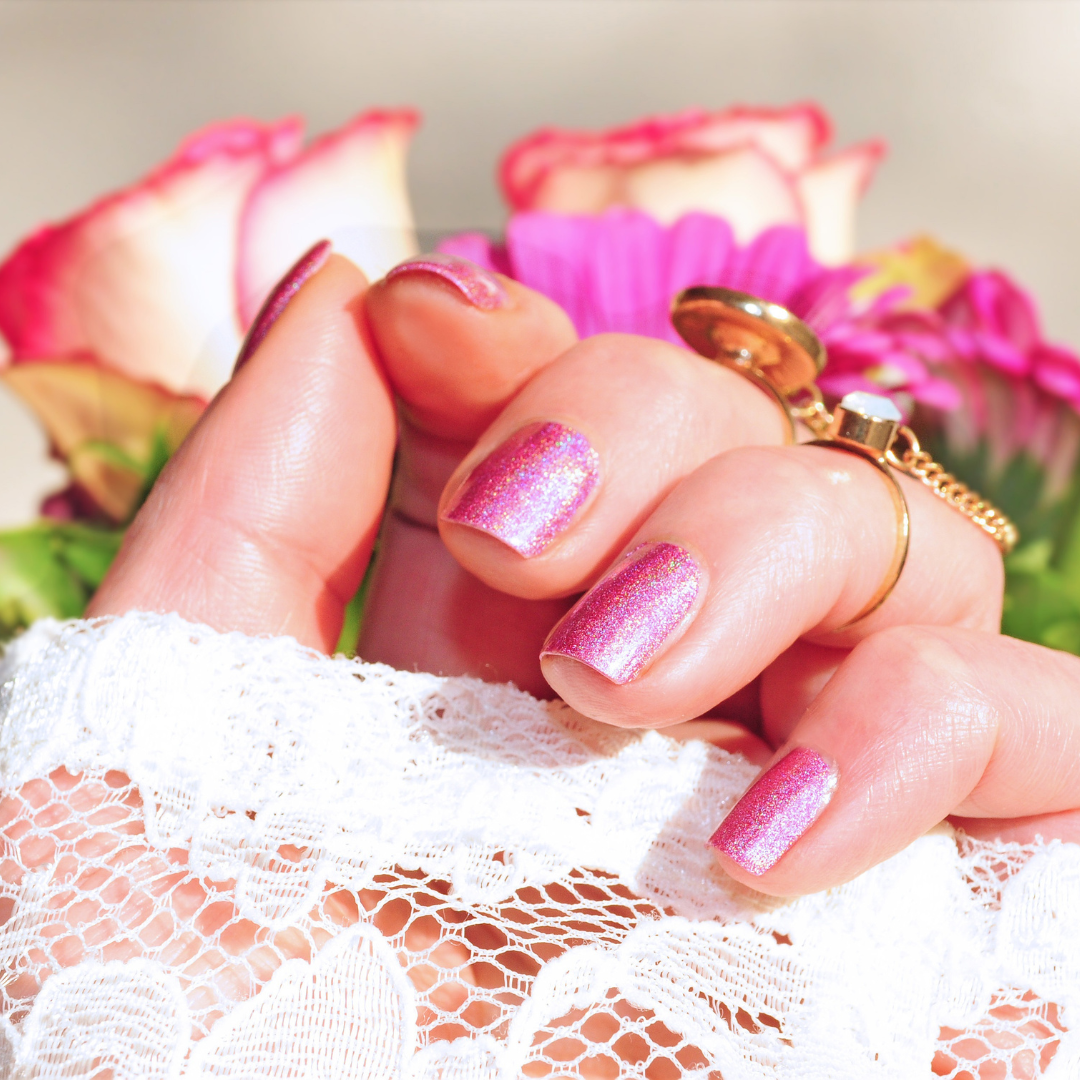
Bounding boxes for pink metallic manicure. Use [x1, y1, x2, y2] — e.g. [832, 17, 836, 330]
[542, 542, 700, 684]
[443, 421, 599, 556]
[708, 747, 837, 875]
[234, 239, 332, 373]
[386, 252, 507, 310]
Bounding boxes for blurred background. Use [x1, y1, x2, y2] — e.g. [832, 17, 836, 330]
[2, 0, 1079, 524]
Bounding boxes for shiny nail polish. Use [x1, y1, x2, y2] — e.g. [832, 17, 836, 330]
[708, 747, 837, 875]
[443, 421, 599, 556]
[234, 239, 332, 373]
[541, 541, 699, 684]
[385, 252, 507, 310]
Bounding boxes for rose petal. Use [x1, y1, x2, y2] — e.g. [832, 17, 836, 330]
[624, 145, 802, 238]
[679, 104, 831, 171]
[499, 104, 831, 211]
[0, 118, 301, 399]
[237, 109, 419, 327]
[796, 142, 886, 266]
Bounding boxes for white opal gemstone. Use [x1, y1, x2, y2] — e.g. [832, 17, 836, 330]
[839, 390, 902, 422]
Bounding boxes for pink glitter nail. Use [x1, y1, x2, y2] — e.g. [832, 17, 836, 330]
[386, 252, 507, 310]
[443, 421, 599, 556]
[234, 239, 332, 373]
[542, 542, 700, 684]
[708, 747, 837, 875]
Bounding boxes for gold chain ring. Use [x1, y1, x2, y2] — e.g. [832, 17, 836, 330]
[887, 427, 1018, 554]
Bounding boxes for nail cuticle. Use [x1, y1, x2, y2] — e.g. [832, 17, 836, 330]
[708, 746, 838, 875]
[541, 541, 702, 685]
[442, 421, 600, 557]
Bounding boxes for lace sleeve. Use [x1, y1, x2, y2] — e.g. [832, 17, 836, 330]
[0, 612, 1076, 1078]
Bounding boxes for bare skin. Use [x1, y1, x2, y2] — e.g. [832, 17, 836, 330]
[86, 253, 1079, 901]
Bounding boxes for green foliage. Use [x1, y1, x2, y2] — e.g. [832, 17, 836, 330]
[334, 542, 378, 658]
[0, 425, 177, 643]
[923, 427, 1080, 656]
[0, 522, 124, 641]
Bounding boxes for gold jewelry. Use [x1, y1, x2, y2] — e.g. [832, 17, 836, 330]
[809, 393, 910, 627]
[670, 286, 826, 444]
[670, 286, 1018, 619]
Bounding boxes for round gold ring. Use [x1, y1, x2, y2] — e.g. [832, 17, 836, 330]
[670, 286, 1019, 559]
[670, 287, 827, 446]
[807, 439, 911, 629]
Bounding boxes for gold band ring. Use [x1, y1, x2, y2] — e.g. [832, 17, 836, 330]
[809, 394, 911, 628]
[670, 286, 1018, 621]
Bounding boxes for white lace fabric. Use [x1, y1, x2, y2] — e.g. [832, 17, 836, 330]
[0, 612, 1075, 1078]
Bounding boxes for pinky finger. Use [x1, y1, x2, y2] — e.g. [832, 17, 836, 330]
[707, 626, 1080, 896]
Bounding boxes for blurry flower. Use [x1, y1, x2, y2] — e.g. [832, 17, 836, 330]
[0, 109, 418, 521]
[442, 208, 861, 339]
[440, 210, 962, 411]
[845, 242, 1080, 507]
[499, 105, 885, 265]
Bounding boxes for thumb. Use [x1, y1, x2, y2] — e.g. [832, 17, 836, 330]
[708, 626, 1080, 895]
[89, 250, 396, 652]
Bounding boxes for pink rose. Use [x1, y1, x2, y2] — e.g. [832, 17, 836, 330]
[499, 104, 884, 266]
[0, 109, 418, 400]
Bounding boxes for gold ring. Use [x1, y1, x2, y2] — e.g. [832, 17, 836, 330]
[670, 287, 1019, 622]
[809, 393, 911, 628]
[670, 286, 827, 445]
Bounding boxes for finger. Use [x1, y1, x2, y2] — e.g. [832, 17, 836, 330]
[708, 626, 1080, 895]
[355, 510, 570, 699]
[540, 444, 1003, 727]
[357, 254, 578, 687]
[759, 641, 847, 746]
[365, 253, 578, 445]
[436, 332, 787, 599]
[89, 252, 396, 652]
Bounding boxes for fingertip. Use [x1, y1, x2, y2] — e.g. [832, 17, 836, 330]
[366, 257, 577, 441]
[234, 239, 335, 373]
[706, 746, 839, 888]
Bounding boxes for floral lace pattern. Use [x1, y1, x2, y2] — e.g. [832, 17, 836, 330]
[0, 614, 1077, 1078]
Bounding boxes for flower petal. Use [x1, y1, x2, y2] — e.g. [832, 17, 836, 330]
[499, 104, 831, 212]
[940, 270, 1042, 352]
[679, 103, 831, 170]
[237, 110, 420, 327]
[0, 118, 301, 399]
[622, 145, 803, 237]
[2, 362, 203, 520]
[1032, 343, 1080, 411]
[435, 232, 508, 275]
[796, 142, 886, 266]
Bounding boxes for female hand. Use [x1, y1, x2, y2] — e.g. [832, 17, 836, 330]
[85, 247, 1079, 900]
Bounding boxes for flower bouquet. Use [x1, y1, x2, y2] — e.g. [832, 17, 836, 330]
[2, 103, 1078, 655]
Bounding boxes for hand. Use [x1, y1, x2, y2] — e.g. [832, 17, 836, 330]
[84, 250, 1079, 901]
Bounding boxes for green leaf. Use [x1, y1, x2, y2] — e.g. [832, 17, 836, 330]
[0, 522, 125, 642]
[334, 541, 378, 658]
[923, 424, 1080, 654]
[1001, 567, 1080, 655]
[56, 524, 125, 587]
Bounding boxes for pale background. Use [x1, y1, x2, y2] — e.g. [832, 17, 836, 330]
[2, 0, 1079, 525]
